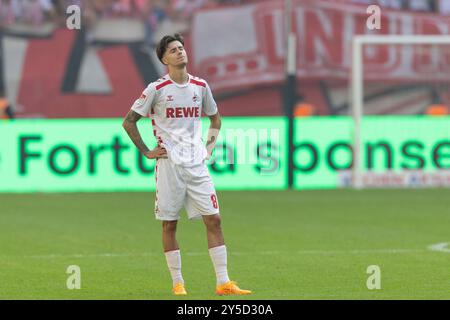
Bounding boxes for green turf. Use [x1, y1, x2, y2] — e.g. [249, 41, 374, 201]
[0, 190, 449, 299]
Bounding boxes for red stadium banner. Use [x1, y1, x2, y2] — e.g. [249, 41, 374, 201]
[189, 0, 450, 92]
[4, 0, 450, 118]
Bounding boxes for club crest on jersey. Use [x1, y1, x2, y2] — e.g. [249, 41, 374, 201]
[136, 93, 147, 105]
[166, 95, 174, 102]
[193, 94, 199, 102]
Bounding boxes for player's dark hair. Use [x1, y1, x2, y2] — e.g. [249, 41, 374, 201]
[156, 34, 185, 65]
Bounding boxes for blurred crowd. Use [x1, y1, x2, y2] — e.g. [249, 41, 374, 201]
[1, 0, 449, 30]
[0, 0, 60, 27]
[0, 0, 248, 29]
[347, 0, 450, 14]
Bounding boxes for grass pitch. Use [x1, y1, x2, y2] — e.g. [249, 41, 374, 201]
[0, 190, 449, 299]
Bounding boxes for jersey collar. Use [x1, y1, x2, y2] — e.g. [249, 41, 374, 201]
[167, 73, 191, 88]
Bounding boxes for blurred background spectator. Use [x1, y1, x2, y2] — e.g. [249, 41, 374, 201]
[437, 0, 450, 14]
[0, 90, 14, 119]
[0, 0, 57, 27]
[0, 0, 252, 30]
[1, 0, 448, 31]
[342, 0, 447, 13]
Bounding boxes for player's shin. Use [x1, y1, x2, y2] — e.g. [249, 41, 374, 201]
[208, 245, 230, 285]
[165, 249, 184, 286]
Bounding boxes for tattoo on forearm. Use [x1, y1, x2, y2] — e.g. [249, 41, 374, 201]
[125, 110, 142, 123]
[123, 111, 150, 154]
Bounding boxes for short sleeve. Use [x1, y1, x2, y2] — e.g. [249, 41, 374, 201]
[203, 82, 218, 116]
[131, 84, 156, 117]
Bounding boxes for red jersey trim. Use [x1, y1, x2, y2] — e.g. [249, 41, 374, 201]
[156, 80, 173, 90]
[190, 79, 206, 87]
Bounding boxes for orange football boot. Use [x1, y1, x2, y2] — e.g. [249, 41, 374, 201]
[173, 283, 187, 295]
[215, 281, 251, 295]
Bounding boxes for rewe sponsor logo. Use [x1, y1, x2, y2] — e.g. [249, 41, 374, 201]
[166, 107, 200, 118]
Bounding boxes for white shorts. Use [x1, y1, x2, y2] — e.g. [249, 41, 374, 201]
[154, 158, 220, 221]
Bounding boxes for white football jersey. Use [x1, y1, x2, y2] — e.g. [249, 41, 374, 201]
[131, 74, 218, 166]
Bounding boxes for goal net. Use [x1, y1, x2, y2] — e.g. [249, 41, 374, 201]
[350, 35, 450, 189]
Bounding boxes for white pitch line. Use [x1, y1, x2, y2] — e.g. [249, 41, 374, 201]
[296, 249, 423, 255]
[427, 242, 450, 253]
[0, 248, 431, 260]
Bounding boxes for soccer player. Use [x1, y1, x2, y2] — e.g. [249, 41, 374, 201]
[122, 34, 251, 296]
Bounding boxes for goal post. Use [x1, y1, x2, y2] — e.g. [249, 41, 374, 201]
[351, 35, 450, 189]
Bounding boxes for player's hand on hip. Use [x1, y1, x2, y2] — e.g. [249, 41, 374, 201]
[144, 146, 167, 159]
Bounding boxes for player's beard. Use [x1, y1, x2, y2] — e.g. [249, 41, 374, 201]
[176, 59, 188, 69]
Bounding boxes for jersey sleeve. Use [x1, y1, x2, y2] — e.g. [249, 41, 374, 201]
[131, 84, 156, 117]
[203, 82, 218, 116]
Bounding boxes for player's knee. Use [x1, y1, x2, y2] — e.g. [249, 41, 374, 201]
[162, 220, 177, 233]
[204, 215, 221, 231]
